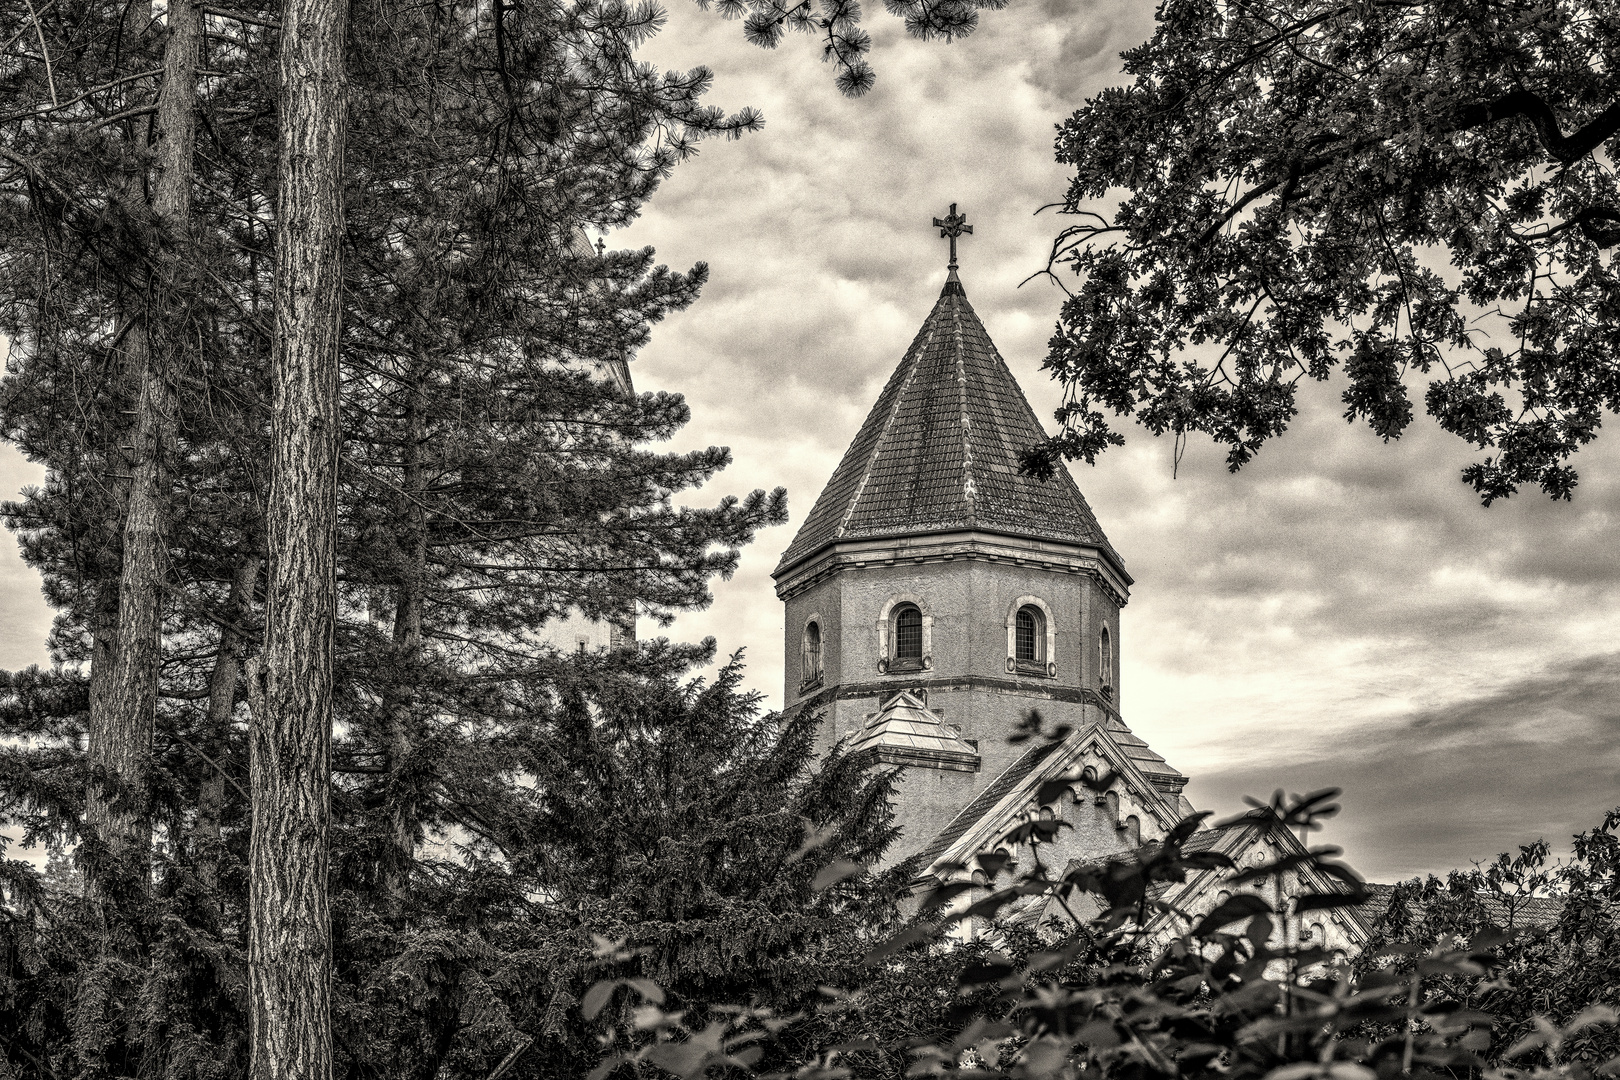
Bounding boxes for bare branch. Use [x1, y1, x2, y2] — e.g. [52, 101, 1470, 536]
[201, 4, 280, 28]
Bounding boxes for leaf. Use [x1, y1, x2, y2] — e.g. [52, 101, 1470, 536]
[1192, 893, 1273, 937]
[1227, 851, 1317, 886]
[1077, 1018, 1121, 1049]
[1325, 1065, 1377, 1080]
[625, 978, 666, 1006]
[1035, 776, 1075, 807]
[1568, 1005, 1620, 1034]
[586, 1054, 629, 1080]
[812, 859, 865, 892]
[1076, 768, 1117, 792]
[1417, 957, 1486, 978]
[862, 923, 938, 965]
[976, 851, 1012, 878]
[1507, 1017, 1562, 1059]
[1166, 811, 1213, 845]
[957, 954, 1018, 988]
[581, 979, 619, 1020]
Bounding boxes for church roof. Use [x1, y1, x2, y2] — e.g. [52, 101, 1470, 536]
[775, 274, 1115, 576]
[910, 740, 1065, 870]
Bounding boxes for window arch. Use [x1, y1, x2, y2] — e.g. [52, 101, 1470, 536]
[801, 618, 823, 686]
[1098, 625, 1114, 690]
[1005, 596, 1056, 675]
[876, 595, 931, 673]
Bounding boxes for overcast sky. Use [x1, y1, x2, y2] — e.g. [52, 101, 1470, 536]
[3, 0, 1618, 884]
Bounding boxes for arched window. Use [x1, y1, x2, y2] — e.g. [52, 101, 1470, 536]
[1103, 790, 1119, 820]
[801, 620, 823, 684]
[893, 604, 923, 660]
[1015, 606, 1042, 662]
[1098, 625, 1113, 689]
[1124, 814, 1141, 845]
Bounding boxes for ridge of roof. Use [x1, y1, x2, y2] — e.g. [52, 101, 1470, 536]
[775, 274, 1113, 576]
[1349, 882, 1564, 929]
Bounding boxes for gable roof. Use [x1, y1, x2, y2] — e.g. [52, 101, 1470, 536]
[1151, 811, 1376, 944]
[775, 274, 1115, 576]
[911, 716, 1190, 877]
[1349, 881, 1565, 930]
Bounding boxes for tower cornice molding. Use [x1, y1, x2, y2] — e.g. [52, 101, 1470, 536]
[771, 529, 1132, 607]
[785, 671, 1128, 723]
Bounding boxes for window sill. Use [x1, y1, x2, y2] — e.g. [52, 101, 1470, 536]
[881, 657, 929, 674]
[798, 675, 824, 696]
[1006, 658, 1056, 678]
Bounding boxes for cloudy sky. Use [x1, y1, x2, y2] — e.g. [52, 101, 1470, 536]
[4, 0, 1619, 884]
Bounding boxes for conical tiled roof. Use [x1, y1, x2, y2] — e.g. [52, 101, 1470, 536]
[776, 273, 1113, 575]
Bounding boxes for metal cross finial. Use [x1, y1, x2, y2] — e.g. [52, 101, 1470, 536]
[932, 203, 972, 270]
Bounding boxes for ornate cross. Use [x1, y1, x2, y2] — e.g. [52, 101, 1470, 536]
[932, 203, 972, 270]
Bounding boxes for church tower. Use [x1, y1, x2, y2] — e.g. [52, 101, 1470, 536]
[773, 207, 1187, 865]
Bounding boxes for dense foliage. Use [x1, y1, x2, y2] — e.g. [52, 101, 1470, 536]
[0, 0, 804, 1076]
[1034, 0, 1620, 503]
[0, 647, 914, 1079]
[587, 793, 1620, 1080]
[695, 0, 1010, 96]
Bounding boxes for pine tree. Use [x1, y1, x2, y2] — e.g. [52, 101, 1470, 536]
[0, 2, 788, 1077]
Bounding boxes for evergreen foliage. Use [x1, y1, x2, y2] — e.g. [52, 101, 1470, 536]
[0, 0, 793, 1075]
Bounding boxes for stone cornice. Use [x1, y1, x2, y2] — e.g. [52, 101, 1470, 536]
[772, 529, 1131, 608]
[786, 673, 1124, 721]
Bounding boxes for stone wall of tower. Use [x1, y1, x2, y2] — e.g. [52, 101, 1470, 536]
[781, 533, 1126, 842]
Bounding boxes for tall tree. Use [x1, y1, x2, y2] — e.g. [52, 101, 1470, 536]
[1034, 0, 1620, 503]
[0, 2, 789, 1078]
[92, 0, 204, 894]
[246, 0, 348, 1075]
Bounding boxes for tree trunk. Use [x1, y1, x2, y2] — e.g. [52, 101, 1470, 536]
[197, 550, 260, 892]
[85, 0, 202, 896]
[247, 0, 347, 1072]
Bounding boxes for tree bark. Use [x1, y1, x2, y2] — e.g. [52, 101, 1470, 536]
[197, 550, 260, 892]
[247, 0, 347, 1072]
[85, 0, 202, 895]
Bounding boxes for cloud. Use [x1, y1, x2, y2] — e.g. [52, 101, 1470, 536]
[0, 445, 51, 671]
[1187, 651, 1620, 882]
